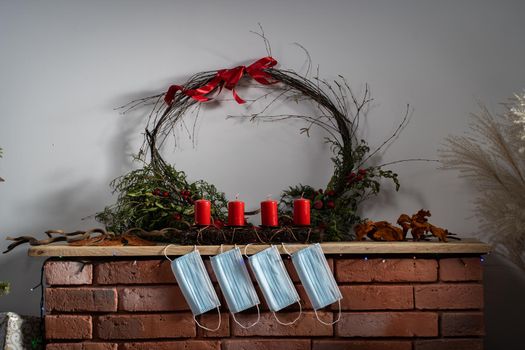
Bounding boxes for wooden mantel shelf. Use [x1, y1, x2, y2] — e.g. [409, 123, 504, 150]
[28, 238, 490, 257]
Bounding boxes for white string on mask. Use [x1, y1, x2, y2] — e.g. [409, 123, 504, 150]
[193, 306, 222, 332]
[273, 300, 302, 326]
[243, 243, 253, 258]
[281, 242, 292, 256]
[163, 244, 174, 262]
[231, 304, 261, 329]
[314, 298, 342, 326]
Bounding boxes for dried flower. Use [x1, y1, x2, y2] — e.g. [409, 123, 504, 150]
[440, 91, 525, 271]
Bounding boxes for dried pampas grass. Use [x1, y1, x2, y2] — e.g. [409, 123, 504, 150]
[440, 92, 525, 270]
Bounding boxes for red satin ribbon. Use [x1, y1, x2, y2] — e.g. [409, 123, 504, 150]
[164, 56, 278, 105]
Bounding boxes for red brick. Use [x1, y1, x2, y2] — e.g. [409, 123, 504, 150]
[45, 261, 92, 285]
[337, 285, 413, 310]
[95, 260, 176, 284]
[336, 258, 437, 282]
[414, 339, 483, 350]
[196, 313, 230, 337]
[441, 312, 485, 336]
[118, 286, 188, 311]
[336, 312, 438, 337]
[46, 288, 117, 312]
[313, 340, 412, 350]
[232, 311, 332, 337]
[222, 339, 310, 350]
[45, 315, 92, 340]
[96, 314, 195, 339]
[440, 258, 483, 281]
[295, 285, 313, 310]
[46, 343, 116, 350]
[415, 284, 483, 309]
[120, 341, 219, 350]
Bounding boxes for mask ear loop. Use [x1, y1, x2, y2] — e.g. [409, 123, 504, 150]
[273, 300, 302, 326]
[314, 298, 342, 326]
[243, 243, 253, 258]
[163, 244, 174, 262]
[194, 306, 222, 332]
[231, 304, 261, 329]
[281, 242, 292, 256]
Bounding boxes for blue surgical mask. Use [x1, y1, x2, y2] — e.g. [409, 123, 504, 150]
[170, 249, 221, 316]
[211, 247, 260, 314]
[291, 243, 342, 324]
[249, 245, 299, 312]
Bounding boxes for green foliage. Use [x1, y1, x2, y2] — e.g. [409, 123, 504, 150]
[280, 139, 399, 241]
[96, 162, 228, 233]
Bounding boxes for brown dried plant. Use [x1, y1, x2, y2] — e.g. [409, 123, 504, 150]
[440, 92, 525, 270]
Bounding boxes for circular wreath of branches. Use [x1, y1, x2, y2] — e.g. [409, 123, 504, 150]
[96, 48, 414, 244]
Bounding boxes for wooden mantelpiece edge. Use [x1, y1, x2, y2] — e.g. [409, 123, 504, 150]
[28, 238, 491, 257]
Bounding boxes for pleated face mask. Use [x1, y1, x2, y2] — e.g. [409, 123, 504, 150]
[291, 243, 342, 325]
[170, 249, 221, 316]
[211, 246, 261, 328]
[249, 245, 299, 312]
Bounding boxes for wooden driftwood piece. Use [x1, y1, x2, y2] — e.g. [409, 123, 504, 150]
[355, 209, 456, 242]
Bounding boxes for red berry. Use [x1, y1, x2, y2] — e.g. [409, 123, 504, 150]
[358, 168, 367, 175]
[356, 175, 364, 182]
[349, 172, 356, 178]
[152, 189, 159, 196]
[326, 190, 335, 197]
[327, 200, 335, 209]
[213, 219, 224, 229]
[318, 188, 324, 194]
[163, 191, 170, 197]
[314, 200, 323, 209]
[173, 213, 182, 220]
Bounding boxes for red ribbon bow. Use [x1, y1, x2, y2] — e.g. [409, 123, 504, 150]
[164, 56, 278, 106]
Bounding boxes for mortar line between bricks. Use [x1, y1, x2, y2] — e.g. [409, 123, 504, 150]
[437, 257, 441, 280]
[438, 311, 442, 337]
[412, 285, 416, 310]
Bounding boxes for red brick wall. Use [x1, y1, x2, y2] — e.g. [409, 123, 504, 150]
[44, 255, 485, 350]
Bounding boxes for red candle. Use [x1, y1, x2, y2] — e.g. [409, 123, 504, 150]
[260, 199, 278, 227]
[194, 199, 211, 226]
[293, 198, 311, 226]
[228, 200, 245, 226]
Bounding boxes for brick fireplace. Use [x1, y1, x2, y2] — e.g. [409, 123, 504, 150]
[32, 241, 489, 350]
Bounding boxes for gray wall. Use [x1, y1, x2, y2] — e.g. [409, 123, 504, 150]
[1, 1, 524, 348]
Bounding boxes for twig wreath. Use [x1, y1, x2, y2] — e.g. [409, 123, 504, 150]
[93, 40, 413, 245]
